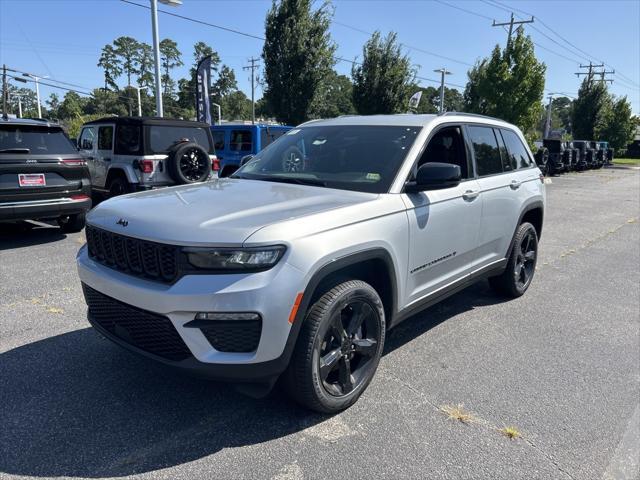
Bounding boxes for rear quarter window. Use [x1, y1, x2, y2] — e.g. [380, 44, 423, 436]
[502, 129, 533, 169]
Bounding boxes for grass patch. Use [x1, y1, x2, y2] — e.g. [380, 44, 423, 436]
[441, 404, 476, 423]
[499, 426, 522, 439]
[613, 158, 640, 166]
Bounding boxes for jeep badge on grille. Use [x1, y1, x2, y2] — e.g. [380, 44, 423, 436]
[116, 218, 128, 227]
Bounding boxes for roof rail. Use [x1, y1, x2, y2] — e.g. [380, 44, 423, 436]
[440, 111, 502, 121]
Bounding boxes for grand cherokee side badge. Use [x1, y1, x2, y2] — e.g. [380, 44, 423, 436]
[116, 218, 128, 227]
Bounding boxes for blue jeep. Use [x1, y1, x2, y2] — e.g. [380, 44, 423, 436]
[211, 123, 292, 177]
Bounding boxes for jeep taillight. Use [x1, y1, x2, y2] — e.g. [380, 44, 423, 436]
[212, 155, 220, 171]
[139, 160, 154, 173]
[62, 158, 86, 166]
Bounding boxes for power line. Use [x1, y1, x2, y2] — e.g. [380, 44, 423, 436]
[486, 0, 640, 88]
[120, 0, 467, 90]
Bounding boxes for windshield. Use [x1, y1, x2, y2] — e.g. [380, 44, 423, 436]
[233, 125, 421, 193]
[146, 125, 213, 154]
[0, 125, 76, 154]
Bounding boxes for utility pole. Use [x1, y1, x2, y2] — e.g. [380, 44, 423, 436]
[243, 57, 259, 124]
[433, 67, 452, 113]
[492, 12, 534, 50]
[2, 64, 7, 119]
[575, 63, 613, 84]
[543, 93, 558, 139]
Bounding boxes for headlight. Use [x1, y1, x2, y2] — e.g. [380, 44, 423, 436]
[184, 246, 285, 271]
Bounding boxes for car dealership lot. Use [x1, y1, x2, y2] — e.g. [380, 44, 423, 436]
[1, 167, 639, 479]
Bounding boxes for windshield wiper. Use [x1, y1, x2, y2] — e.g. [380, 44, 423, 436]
[0, 148, 30, 153]
[256, 176, 327, 187]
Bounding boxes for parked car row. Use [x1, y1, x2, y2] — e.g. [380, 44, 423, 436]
[534, 139, 614, 175]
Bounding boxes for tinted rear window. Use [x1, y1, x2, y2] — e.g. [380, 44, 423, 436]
[502, 129, 533, 169]
[0, 125, 76, 154]
[260, 128, 288, 150]
[146, 126, 213, 154]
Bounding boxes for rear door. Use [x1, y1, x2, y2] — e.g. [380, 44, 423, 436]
[467, 124, 521, 265]
[95, 124, 114, 188]
[79, 126, 97, 183]
[228, 128, 254, 166]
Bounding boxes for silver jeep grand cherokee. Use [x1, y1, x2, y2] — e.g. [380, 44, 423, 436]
[77, 113, 545, 412]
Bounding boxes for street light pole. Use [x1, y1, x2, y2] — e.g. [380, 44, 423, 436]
[433, 67, 452, 113]
[23, 73, 47, 118]
[210, 101, 221, 124]
[150, 0, 182, 118]
[150, 0, 163, 117]
[133, 86, 147, 116]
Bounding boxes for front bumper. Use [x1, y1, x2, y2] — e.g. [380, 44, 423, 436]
[0, 196, 91, 221]
[76, 245, 305, 382]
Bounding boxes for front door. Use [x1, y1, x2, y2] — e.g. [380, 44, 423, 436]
[95, 125, 114, 188]
[401, 125, 483, 308]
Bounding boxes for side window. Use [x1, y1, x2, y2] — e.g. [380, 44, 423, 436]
[417, 126, 470, 179]
[467, 125, 503, 176]
[496, 129, 516, 171]
[98, 126, 113, 151]
[79, 127, 95, 150]
[115, 125, 141, 155]
[260, 128, 287, 150]
[501, 129, 533, 169]
[230, 130, 252, 152]
[212, 130, 225, 151]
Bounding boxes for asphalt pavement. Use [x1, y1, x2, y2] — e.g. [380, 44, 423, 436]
[1, 166, 639, 480]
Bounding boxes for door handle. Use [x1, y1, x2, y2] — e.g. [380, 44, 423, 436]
[510, 180, 521, 190]
[462, 189, 480, 201]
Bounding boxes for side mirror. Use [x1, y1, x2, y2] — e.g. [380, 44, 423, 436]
[240, 154, 255, 166]
[405, 162, 461, 193]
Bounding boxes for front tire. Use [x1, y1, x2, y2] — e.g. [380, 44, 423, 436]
[489, 222, 538, 298]
[283, 280, 385, 413]
[58, 213, 86, 233]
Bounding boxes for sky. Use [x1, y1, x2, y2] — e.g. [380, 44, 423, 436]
[0, 0, 638, 114]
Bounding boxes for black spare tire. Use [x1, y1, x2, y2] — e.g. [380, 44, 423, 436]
[166, 142, 211, 184]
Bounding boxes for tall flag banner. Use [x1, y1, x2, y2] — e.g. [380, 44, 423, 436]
[408, 91, 422, 110]
[196, 55, 212, 124]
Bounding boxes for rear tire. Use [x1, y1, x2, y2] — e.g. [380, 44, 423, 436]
[489, 222, 538, 298]
[283, 280, 385, 413]
[58, 213, 86, 233]
[108, 176, 131, 198]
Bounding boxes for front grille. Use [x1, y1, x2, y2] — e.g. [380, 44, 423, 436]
[200, 320, 262, 353]
[86, 225, 179, 283]
[83, 284, 191, 361]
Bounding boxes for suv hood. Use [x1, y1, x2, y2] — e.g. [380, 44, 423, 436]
[87, 178, 378, 245]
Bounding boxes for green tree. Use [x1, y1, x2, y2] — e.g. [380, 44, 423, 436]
[599, 96, 636, 151]
[57, 91, 86, 119]
[7, 86, 38, 117]
[464, 26, 546, 137]
[309, 71, 355, 118]
[571, 74, 611, 140]
[113, 36, 141, 86]
[551, 96, 572, 134]
[98, 44, 122, 91]
[159, 38, 183, 98]
[262, 0, 336, 125]
[352, 31, 414, 115]
[222, 90, 252, 120]
[136, 42, 155, 90]
[46, 93, 61, 118]
[409, 85, 464, 114]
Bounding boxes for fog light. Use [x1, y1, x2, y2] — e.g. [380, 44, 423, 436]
[195, 312, 260, 321]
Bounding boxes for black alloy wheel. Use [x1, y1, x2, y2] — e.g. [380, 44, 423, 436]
[489, 222, 538, 298]
[179, 147, 209, 182]
[284, 280, 385, 413]
[514, 228, 536, 291]
[318, 299, 381, 397]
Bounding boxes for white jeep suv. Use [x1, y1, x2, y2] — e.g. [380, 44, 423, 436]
[77, 113, 545, 412]
[78, 117, 218, 199]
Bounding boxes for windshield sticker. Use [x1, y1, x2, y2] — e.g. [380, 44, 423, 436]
[286, 129, 301, 135]
[366, 173, 381, 181]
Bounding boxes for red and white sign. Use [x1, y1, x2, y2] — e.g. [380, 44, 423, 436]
[18, 173, 46, 187]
